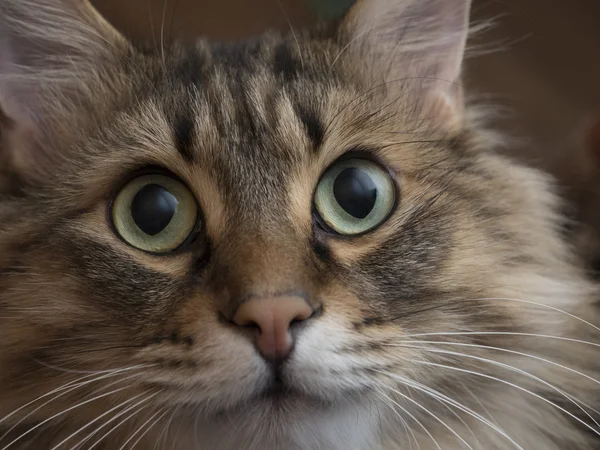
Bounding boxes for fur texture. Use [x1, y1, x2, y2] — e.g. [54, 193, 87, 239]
[0, 0, 599, 449]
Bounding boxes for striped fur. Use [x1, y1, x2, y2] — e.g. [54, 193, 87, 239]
[1, 0, 599, 449]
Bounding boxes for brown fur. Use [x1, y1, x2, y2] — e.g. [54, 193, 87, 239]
[1, 0, 599, 449]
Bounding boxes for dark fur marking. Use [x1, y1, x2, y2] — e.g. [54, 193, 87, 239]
[172, 46, 207, 86]
[311, 238, 332, 263]
[173, 108, 196, 162]
[273, 42, 301, 82]
[295, 103, 324, 151]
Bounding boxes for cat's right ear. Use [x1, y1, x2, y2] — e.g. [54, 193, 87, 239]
[339, 0, 472, 132]
[0, 0, 128, 186]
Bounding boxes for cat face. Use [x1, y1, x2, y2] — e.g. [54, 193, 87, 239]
[0, 0, 595, 449]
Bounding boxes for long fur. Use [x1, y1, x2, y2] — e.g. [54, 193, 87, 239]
[0, 0, 599, 449]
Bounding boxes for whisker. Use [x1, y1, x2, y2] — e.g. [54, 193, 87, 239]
[375, 389, 419, 450]
[401, 332, 600, 348]
[49, 394, 145, 449]
[329, 22, 381, 72]
[376, 369, 526, 450]
[118, 409, 165, 450]
[390, 340, 600, 387]
[128, 409, 168, 449]
[473, 297, 600, 333]
[84, 399, 155, 450]
[153, 405, 179, 450]
[31, 358, 153, 375]
[411, 359, 600, 438]
[148, 0, 157, 52]
[459, 381, 498, 424]
[0, 371, 110, 426]
[384, 385, 473, 449]
[413, 386, 481, 448]
[160, 0, 169, 69]
[1, 385, 134, 449]
[399, 410, 417, 450]
[374, 388, 442, 450]
[397, 344, 600, 428]
[0, 368, 146, 441]
[276, 0, 304, 69]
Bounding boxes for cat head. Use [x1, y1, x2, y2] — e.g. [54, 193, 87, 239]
[0, 0, 591, 448]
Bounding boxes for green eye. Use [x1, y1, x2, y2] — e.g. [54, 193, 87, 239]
[112, 174, 198, 253]
[314, 158, 395, 235]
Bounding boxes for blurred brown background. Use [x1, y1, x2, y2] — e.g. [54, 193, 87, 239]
[91, 0, 600, 170]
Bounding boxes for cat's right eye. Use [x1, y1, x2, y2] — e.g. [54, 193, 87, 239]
[111, 173, 198, 253]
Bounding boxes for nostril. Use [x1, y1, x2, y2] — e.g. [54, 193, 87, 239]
[241, 320, 262, 333]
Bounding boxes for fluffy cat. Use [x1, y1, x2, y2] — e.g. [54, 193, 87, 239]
[1, 0, 599, 449]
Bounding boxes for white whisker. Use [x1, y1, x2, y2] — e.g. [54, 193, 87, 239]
[375, 388, 442, 450]
[376, 369, 525, 450]
[0, 367, 147, 442]
[403, 344, 600, 427]
[474, 297, 600, 333]
[276, 0, 304, 69]
[384, 383, 474, 449]
[118, 409, 165, 450]
[377, 390, 420, 450]
[84, 399, 154, 450]
[1, 385, 134, 449]
[402, 332, 600, 348]
[459, 381, 498, 424]
[329, 23, 380, 72]
[128, 409, 168, 449]
[0, 371, 106, 426]
[49, 393, 145, 449]
[411, 359, 600, 438]
[31, 359, 153, 375]
[160, 0, 169, 69]
[392, 340, 600, 387]
[153, 405, 179, 450]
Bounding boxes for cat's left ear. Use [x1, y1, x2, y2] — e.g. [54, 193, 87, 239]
[0, 0, 128, 183]
[340, 0, 471, 131]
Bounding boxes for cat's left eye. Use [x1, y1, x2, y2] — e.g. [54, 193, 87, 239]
[111, 174, 198, 253]
[314, 158, 396, 235]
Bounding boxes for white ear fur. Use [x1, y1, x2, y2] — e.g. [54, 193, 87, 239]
[342, 0, 472, 129]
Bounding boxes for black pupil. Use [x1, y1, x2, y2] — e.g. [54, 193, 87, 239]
[333, 167, 377, 219]
[130, 184, 178, 236]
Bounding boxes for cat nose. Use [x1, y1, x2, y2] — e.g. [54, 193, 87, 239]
[232, 296, 315, 361]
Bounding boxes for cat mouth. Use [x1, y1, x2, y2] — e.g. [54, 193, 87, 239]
[259, 377, 298, 402]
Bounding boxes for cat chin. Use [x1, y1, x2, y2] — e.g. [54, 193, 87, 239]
[173, 394, 381, 450]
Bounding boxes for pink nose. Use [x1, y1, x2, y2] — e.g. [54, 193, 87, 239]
[232, 296, 314, 361]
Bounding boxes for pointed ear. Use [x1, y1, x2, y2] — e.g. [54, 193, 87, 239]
[0, 0, 127, 183]
[341, 0, 471, 130]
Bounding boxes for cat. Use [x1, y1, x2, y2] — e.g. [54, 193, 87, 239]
[1, 0, 600, 449]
